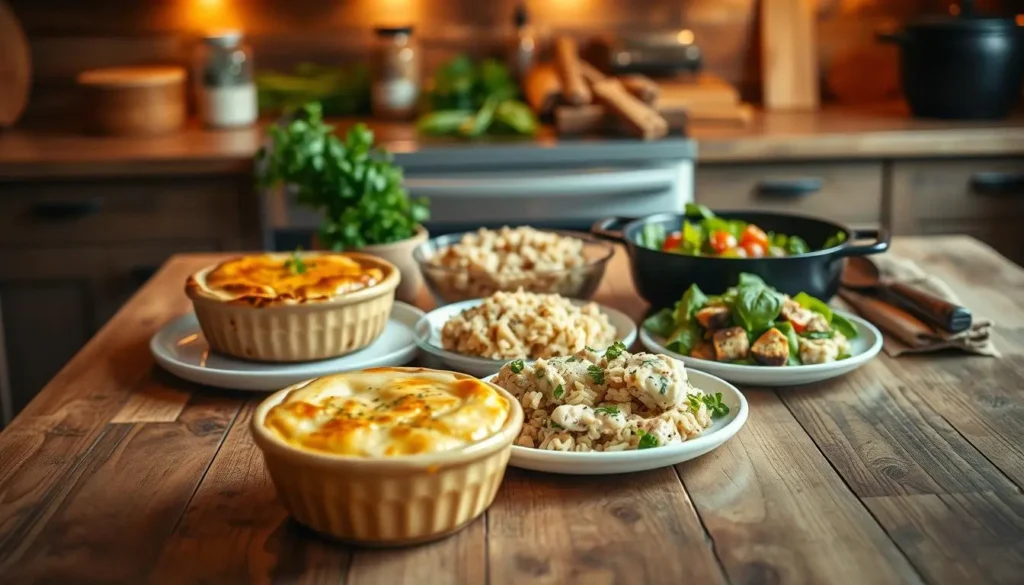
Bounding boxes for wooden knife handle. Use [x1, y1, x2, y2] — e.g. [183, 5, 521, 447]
[555, 37, 592, 106]
[842, 291, 933, 346]
[881, 282, 973, 334]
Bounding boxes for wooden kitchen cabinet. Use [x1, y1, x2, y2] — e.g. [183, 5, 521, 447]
[0, 174, 259, 423]
[889, 158, 1024, 264]
[695, 161, 885, 226]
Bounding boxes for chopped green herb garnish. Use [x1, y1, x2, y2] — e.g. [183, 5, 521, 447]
[587, 365, 605, 385]
[584, 346, 597, 352]
[550, 421, 564, 430]
[553, 384, 564, 399]
[284, 249, 308, 274]
[641, 358, 659, 368]
[594, 406, 619, 416]
[701, 392, 730, 418]
[637, 430, 658, 450]
[687, 395, 702, 414]
[604, 341, 627, 360]
[509, 359, 525, 374]
[565, 356, 579, 363]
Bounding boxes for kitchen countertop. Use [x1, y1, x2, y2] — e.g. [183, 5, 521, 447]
[1, 105, 1023, 178]
[0, 235, 1021, 584]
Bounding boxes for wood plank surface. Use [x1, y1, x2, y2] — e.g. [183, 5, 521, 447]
[487, 468, 727, 585]
[0, 238, 1022, 584]
[679, 390, 923, 585]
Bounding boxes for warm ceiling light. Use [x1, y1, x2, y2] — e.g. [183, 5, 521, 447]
[676, 29, 694, 45]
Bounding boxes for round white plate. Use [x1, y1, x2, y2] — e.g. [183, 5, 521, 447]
[150, 302, 424, 391]
[640, 310, 883, 387]
[484, 369, 747, 475]
[415, 298, 638, 378]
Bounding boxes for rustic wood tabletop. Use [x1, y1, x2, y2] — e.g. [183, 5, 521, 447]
[0, 235, 1021, 585]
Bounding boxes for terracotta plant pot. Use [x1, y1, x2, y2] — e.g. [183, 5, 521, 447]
[312, 225, 428, 305]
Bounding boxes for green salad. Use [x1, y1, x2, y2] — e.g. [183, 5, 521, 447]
[643, 273, 859, 367]
[637, 204, 847, 258]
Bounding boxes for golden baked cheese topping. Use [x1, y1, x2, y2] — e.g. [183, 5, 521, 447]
[263, 368, 511, 457]
[197, 253, 384, 306]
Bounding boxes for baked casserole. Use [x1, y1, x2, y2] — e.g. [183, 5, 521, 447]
[185, 252, 399, 362]
[252, 367, 524, 545]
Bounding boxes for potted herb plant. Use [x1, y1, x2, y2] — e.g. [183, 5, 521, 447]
[257, 102, 430, 303]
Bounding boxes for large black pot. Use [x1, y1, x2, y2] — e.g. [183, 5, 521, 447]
[592, 211, 890, 310]
[878, 1, 1024, 120]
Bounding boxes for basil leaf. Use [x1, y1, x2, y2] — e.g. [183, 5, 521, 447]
[643, 309, 676, 338]
[737, 272, 767, 288]
[684, 203, 715, 219]
[666, 322, 702, 356]
[673, 284, 708, 325]
[793, 292, 833, 323]
[735, 286, 783, 333]
[786, 235, 810, 255]
[831, 313, 859, 339]
[638, 223, 666, 250]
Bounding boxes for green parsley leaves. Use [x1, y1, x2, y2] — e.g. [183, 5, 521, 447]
[284, 250, 307, 275]
[552, 384, 565, 399]
[509, 359, 525, 374]
[701, 392, 730, 418]
[637, 430, 658, 450]
[587, 365, 605, 385]
[604, 341, 627, 360]
[594, 406, 619, 416]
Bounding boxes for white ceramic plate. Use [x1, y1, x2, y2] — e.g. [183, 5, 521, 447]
[150, 302, 424, 391]
[484, 369, 747, 475]
[639, 310, 883, 387]
[415, 298, 638, 378]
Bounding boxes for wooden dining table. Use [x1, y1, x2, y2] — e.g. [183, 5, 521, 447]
[0, 235, 1021, 585]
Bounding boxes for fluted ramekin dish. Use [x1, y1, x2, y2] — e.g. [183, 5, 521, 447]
[185, 252, 399, 362]
[250, 368, 524, 546]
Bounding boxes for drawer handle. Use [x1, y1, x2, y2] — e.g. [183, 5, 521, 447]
[755, 178, 822, 197]
[29, 199, 103, 220]
[970, 172, 1024, 195]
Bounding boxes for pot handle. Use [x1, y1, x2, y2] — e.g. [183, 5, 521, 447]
[591, 217, 635, 243]
[875, 31, 908, 45]
[834, 227, 891, 258]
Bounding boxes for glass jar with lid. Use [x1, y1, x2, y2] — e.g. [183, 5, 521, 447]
[371, 26, 421, 120]
[193, 30, 258, 128]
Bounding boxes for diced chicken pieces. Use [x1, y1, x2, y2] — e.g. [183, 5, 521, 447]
[695, 305, 731, 330]
[622, 353, 689, 409]
[639, 417, 681, 447]
[805, 313, 830, 333]
[780, 300, 815, 330]
[750, 328, 789, 366]
[798, 337, 840, 364]
[712, 327, 750, 362]
[690, 341, 716, 361]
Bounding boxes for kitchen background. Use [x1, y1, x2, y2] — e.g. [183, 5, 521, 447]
[1, 0, 1023, 423]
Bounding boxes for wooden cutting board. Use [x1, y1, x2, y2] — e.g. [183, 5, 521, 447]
[0, 0, 31, 127]
[761, 0, 819, 110]
[655, 74, 740, 109]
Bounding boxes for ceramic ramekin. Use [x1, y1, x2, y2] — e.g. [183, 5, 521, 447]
[185, 252, 400, 362]
[250, 368, 524, 546]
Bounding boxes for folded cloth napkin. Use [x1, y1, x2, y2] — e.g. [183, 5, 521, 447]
[837, 255, 999, 357]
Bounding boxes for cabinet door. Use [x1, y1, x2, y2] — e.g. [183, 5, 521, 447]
[890, 158, 1024, 265]
[0, 242, 219, 419]
[696, 162, 884, 226]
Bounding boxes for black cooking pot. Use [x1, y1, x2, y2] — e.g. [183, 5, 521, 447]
[878, 0, 1024, 120]
[591, 211, 890, 310]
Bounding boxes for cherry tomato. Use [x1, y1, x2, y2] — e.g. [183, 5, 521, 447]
[661, 232, 683, 251]
[741, 241, 766, 258]
[740, 225, 770, 249]
[709, 231, 738, 254]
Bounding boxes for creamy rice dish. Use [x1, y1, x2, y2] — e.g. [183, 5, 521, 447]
[426, 226, 590, 298]
[492, 344, 730, 452]
[440, 289, 617, 360]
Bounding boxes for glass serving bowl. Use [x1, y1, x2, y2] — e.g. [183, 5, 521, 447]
[413, 230, 615, 305]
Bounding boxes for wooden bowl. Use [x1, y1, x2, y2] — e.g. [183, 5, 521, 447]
[76, 66, 187, 136]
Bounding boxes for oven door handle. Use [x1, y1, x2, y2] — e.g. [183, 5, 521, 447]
[404, 167, 679, 198]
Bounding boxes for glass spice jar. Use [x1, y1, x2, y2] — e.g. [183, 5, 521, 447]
[371, 26, 421, 120]
[193, 30, 258, 128]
